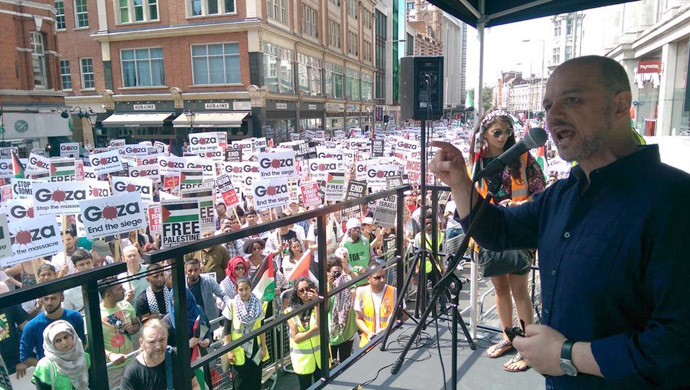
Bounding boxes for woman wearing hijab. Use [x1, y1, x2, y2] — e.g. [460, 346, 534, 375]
[32, 320, 91, 390]
[219, 256, 248, 299]
[222, 277, 267, 390]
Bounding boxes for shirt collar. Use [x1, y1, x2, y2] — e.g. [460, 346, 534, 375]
[568, 145, 660, 187]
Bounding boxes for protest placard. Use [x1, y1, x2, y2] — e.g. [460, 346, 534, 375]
[252, 177, 290, 210]
[215, 174, 239, 207]
[161, 199, 200, 249]
[373, 195, 397, 228]
[49, 158, 76, 182]
[11, 179, 38, 199]
[158, 155, 186, 175]
[0, 160, 12, 179]
[293, 142, 317, 160]
[148, 203, 162, 235]
[300, 181, 321, 208]
[371, 139, 385, 157]
[80, 192, 146, 239]
[121, 145, 149, 157]
[31, 181, 88, 216]
[112, 176, 154, 203]
[129, 165, 159, 180]
[257, 151, 296, 179]
[6, 199, 33, 223]
[324, 172, 345, 202]
[6, 215, 63, 267]
[86, 180, 110, 198]
[188, 132, 220, 153]
[179, 169, 204, 191]
[28, 153, 50, 172]
[386, 175, 404, 189]
[365, 163, 400, 189]
[0, 185, 11, 202]
[225, 148, 242, 162]
[315, 147, 344, 161]
[88, 150, 123, 175]
[308, 158, 341, 181]
[0, 214, 10, 260]
[59, 143, 79, 158]
[181, 185, 215, 233]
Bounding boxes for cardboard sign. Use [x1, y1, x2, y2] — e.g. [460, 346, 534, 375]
[308, 158, 341, 181]
[257, 151, 296, 179]
[0, 214, 10, 260]
[122, 145, 149, 157]
[180, 185, 215, 233]
[59, 142, 79, 158]
[292, 141, 317, 160]
[31, 181, 88, 216]
[159, 155, 186, 175]
[129, 165, 159, 180]
[216, 174, 239, 207]
[365, 163, 400, 189]
[252, 177, 290, 210]
[109, 139, 126, 149]
[300, 181, 321, 208]
[112, 176, 154, 204]
[148, 203, 162, 235]
[86, 180, 111, 198]
[28, 153, 51, 172]
[188, 132, 220, 153]
[371, 139, 385, 157]
[49, 158, 76, 182]
[163, 174, 180, 190]
[225, 148, 242, 162]
[179, 169, 204, 191]
[373, 195, 397, 228]
[11, 179, 39, 199]
[324, 172, 345, 202]
[161, 199, 201, 249]
[386, 175, 404, 189]
[6, 215, 63, 267]
[80, 192, 146, 239]
[0, 185, 12, 202]
[6, 199, 34, 222]
[345, 180, 367, 199]
[89, 150, 124, 175]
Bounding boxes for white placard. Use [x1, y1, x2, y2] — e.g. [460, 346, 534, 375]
[6, 215, 63, 267]
[365, 163, 401, 188]
[6, 199, 34, 223]
[158, 155, 187, 175]
[0, 214, 11, 260]
[31, 181, 88, 216]
[161, 198, 200, 249]
[111, 176, 154, 204]
[80, 192, 146, 239]
[28, 153, 51, 172]
[59, 142, 79, 158]
[122, 145, 149, 157]
[252, 177, 291, 210]
[88, 150, 124, 175]
[11, 179, 38, 199]
[308, 158, 342, 181]
[257, 151, 297, 179]
[188, 132, 220, 153]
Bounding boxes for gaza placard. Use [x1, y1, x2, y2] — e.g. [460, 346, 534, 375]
[257, 151, 296, 179]
[6, 198, 34, 223]
[79, 192, 146, 239]
[111, 176, 153, 204]
[308, 158, 341, 181]
[31, 181, 88, 216]
[88, 150, 123, 175]
[158, 155, 186, 175]
[252, 177, 290, 210]
[365, 163, 401, 189]
[6, 215, 63, 267]
[28, 153, 51, 172]
[59, 142, 79, 158]
[188, 132, 220, 153]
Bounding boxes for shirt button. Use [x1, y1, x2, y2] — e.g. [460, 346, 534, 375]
[551, 269, 556, 276]
[544, 308, 550, 314]
[563, 232, 571, 239]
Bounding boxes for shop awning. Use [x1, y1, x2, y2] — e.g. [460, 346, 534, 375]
[173, 112, 248, 128]
[101, 112, 174, 127]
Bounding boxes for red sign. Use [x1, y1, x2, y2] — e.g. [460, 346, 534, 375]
[1, 185, 12, 202]
[637, 60, 662, 74]
[148, 203, 162, 235]
[163, 175, 180, 190]
[300, 182, 322, 208]
[74, 160, 85, 181]
[222, 188, 240, 207]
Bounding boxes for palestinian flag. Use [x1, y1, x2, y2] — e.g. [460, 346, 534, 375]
[536, 145, 548, 178]
[466, 89, 474, 109]
[327, 172, 345, 185]
[251, 253, 276, 302]
[11, 151, 24, 179]
[285, 251, 312, 282]
[179, 169, 203, 190]
[161, 199, 200, 224]
[50, 158, 75, 177]
[181, 185, 215, 233]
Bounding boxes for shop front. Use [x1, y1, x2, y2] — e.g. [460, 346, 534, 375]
[265, 100, 297, 143]
[102, 102, 177, 146]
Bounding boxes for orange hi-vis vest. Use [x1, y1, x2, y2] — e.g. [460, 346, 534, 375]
[357, 284, 396, 348]
[474, 152, 531, 202]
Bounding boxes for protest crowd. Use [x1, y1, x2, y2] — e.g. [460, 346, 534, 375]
[0, 115, 564, 390]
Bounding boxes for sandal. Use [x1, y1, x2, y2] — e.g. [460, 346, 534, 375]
[486, 339, 513, 358]
[503, 352, 529, 372]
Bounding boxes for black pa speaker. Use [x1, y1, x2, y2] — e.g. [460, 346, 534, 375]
[400, 56, 444, 121]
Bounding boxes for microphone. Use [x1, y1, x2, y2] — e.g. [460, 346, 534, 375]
[474, 127, 548, 181]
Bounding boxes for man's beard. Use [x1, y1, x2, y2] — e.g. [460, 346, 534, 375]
[559, 104, 612, 162]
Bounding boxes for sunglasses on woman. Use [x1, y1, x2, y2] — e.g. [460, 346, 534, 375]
[298, 287, 312, 293]
[489, 128, 513, 138]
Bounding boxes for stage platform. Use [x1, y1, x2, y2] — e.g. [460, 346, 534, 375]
[321, 320, 545, 390]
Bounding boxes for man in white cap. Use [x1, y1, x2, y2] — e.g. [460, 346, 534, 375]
[340, 218, 375, 284]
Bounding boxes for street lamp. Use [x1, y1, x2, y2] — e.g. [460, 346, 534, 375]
[523, 39, 545, 118]
[185, 110, 196, 132]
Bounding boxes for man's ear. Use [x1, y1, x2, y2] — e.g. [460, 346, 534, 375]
[614, 91, 633, 118]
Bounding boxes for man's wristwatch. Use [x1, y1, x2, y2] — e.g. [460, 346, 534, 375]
[559, 340, 578, 376]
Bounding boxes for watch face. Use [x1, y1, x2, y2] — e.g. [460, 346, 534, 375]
[560, 360, 577, 376]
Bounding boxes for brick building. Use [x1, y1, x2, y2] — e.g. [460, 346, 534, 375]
[0, 1, 70, 154]
[56, 0, 377, 147]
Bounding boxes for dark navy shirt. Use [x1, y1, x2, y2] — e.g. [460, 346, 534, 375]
[461, 145, 690, 389]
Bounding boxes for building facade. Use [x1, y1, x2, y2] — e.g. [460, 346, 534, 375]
[57, 0, 378, 147]
[0, 0, 71, 154]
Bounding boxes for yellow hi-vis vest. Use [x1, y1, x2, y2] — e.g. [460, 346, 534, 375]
[229, 302, 270, 366]
[288, 310, 321, 375]
[357, 284, 396, 348]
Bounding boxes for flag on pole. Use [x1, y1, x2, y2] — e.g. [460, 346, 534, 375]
[11, 151, 24, 179]
[285, 251, 312, 282]
[466, 89, 474, 109]
[536, 145, 549, 178]
[251, 253, 276, 302]
[191, 315, 201, 362]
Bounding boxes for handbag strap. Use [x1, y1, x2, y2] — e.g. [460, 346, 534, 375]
[165, 346, 174, 390]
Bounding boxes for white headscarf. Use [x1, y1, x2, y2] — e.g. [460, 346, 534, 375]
[42, 320, 89, 390]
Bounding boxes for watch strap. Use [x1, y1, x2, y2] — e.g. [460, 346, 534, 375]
[561, 339, 575, 360]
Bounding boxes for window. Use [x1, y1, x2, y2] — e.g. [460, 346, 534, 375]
[406, 2, 414, 10]
[328, 0, 339, 6]
[348, 31, 358, 56]
[362, 40, 372, 62]
[297, 53, 322, 96]
[121, 48, 164, 87]
[60, 60, 72, 90]
[361, 73, 372, 101]
[325, 63, 343, 98]
[118, 0, 159, 23]
[266, 0, 287, 24]
[552, 47, 560, 64]
[74, 0, 88, 28]
[263, 43, 293, 93]
[80, 58, 95, 89]
[328, 20, 340, 49]
[346, 68, 359, 100]
[363, 11, 372, 29]
[30, 32, 47, 89]
[566, 18, 573, 36]
[564, 45, 572, 61]
[375, 11, 386, 39]
[188, 0, 234, 16]
[348, 0, 357, 18]
[553, 21, 561, 37]
[55, 1, 66, 30]
[192, 43, 241, 85]
[301, 5, 318, 38]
